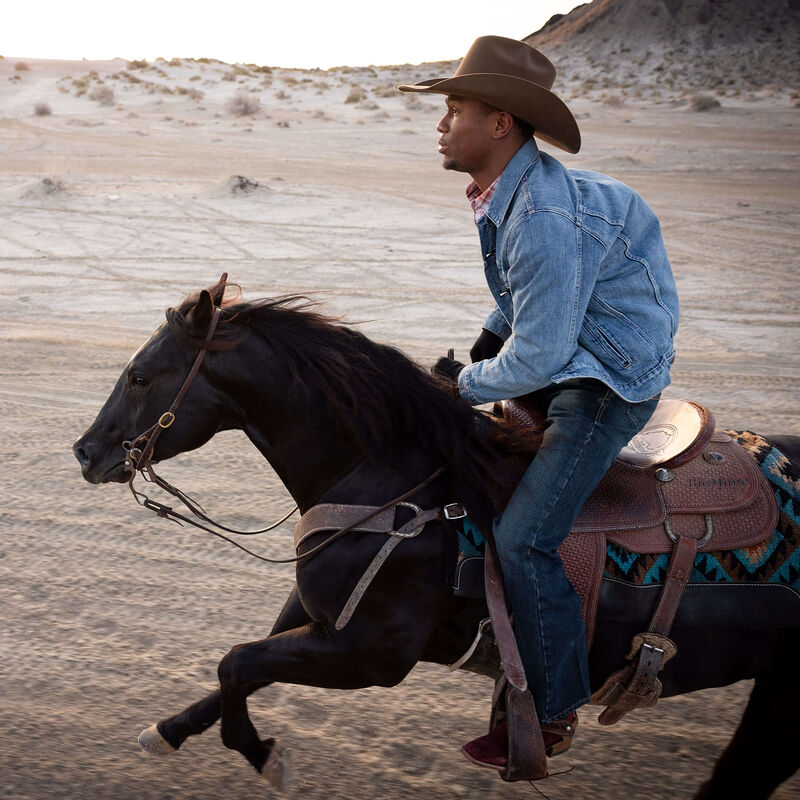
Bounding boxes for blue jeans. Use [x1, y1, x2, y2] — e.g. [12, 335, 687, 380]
[493, 378, 659, 722]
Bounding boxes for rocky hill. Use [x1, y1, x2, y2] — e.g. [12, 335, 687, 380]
[525, 0, 800, 103]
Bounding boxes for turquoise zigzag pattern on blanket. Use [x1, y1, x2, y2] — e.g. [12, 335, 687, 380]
[604, 436, 800, 592]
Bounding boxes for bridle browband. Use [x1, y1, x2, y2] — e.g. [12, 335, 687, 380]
[121, 281, 448, 568]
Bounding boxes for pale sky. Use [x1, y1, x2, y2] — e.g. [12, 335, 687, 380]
[6, 1, 584, 69]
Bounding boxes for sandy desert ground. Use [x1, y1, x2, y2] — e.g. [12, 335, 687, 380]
[1, 53, 799, 799]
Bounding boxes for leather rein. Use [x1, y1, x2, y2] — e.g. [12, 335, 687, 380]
[122, 295, 450, 569]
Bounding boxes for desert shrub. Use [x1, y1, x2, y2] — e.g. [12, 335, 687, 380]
[189, 74, 201, 81]
[15, 61, 30, 71]
[33, 102, 51, 116]
[345, 86, 366, 104]
[687, 93, 721, 111]
[601, 92, 624, 106]
[222, 71, 237, 81]
[89, 85, 115, 105]
[226, 90, 261, 116]
[127, 59, 148, 69]
[274, 89, 291, 100]
[168, 58, 182, 67]
[41, 177, 64, 193]
[254, 65, 272, 74]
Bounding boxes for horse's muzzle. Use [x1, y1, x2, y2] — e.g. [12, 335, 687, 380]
[72, 436, 128, 484]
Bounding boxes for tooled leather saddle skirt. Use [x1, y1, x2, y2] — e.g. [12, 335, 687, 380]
[453, 398, 780, 646]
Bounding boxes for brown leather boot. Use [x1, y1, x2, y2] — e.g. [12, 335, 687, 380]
[461, 712, 577, 770]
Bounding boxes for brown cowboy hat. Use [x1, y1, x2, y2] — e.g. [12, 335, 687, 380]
[397, 35, 580, 154]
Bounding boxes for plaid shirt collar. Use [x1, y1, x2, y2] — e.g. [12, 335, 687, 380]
[466, 178, 499, 224]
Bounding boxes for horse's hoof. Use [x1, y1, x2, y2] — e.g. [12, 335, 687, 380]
[260, 742, 290, 793]
[138, 723, 178, 756]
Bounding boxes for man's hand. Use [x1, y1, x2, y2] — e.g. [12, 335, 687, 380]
[432, 355, 465, 382]
[469, 328, 504, 362]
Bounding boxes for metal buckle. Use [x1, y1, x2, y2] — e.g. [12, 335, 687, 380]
[391, 501, 425, 538]
[443, 502, 467, 520]
[664, 513, 713, 546]
[158, 411, 176, 429]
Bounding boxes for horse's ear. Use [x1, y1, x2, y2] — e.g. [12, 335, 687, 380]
[209, 272, 227, 307]
[187, 289, 214, 333]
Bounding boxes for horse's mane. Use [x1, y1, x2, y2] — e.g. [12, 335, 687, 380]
[166, 280, 534, 529]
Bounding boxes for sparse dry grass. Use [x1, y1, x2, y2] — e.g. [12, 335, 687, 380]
[402, 93, 424, 111]
[89, 85, 115, 105]
[345, 86, 366, 104]
[687, 93, 721, 111]
[226, 90, 261, 116]
[14, 61, 30, 71]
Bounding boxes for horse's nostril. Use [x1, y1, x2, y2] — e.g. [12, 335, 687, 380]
[72, 442, 90, 467]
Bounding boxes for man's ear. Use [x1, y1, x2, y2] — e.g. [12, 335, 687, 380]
[492, 111, 515, 140]
[187, 289, 214, 333]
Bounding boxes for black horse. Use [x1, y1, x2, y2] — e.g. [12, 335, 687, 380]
[73, 279, 800, 799]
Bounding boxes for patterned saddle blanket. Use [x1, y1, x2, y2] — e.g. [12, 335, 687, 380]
[451, 427, 799, 645]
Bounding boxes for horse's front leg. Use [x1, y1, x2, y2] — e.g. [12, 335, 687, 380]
[217, 619, 423, 779]
[140, 586, 311, 754]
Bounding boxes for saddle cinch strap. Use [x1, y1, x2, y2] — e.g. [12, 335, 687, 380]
[295, 499, 467, 630]
[502, 397, 779, 724]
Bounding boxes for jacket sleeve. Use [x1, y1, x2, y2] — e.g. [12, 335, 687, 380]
[482, 304, 512, 340]
[458, 210, 594, 405]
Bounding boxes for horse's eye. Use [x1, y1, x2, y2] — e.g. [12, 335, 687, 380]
[131, 374, 149, 388]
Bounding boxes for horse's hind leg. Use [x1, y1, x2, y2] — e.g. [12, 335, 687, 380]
[144, 586, 310, 752]
[694, 640, 800, 800]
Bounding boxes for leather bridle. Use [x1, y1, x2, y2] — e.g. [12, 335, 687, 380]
[120, 287, 448, 568]
[124, 305, 223, 480]
[122, 292, 303, 544]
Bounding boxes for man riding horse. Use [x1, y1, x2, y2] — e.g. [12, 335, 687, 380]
[399, 35, 680, 769]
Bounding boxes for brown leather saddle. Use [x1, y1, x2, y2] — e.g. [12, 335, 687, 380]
[498, 396, 778, 724]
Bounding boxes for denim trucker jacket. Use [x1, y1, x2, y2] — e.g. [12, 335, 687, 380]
[457, 139, 679, 405]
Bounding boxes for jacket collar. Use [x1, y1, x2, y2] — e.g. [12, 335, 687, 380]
[484, 138, 540, 227]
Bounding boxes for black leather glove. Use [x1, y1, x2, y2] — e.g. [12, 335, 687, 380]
[432, 355, 465, 382]
[469, 328, 504, 363]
